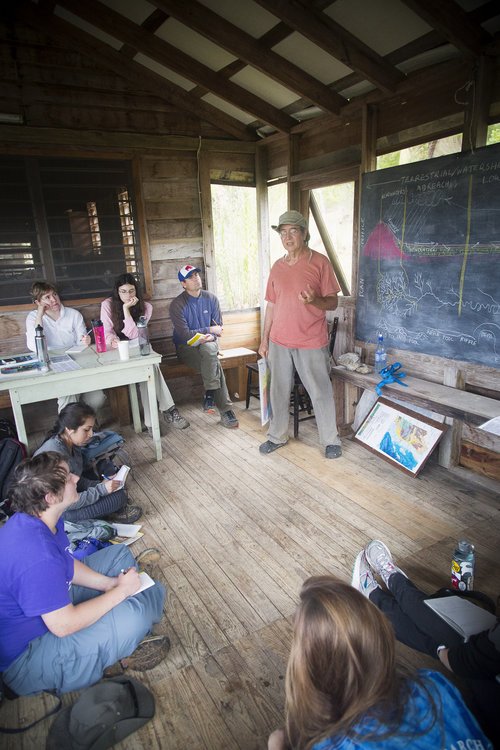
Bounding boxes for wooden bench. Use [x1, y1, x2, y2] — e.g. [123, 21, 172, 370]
[331, 365, 500, 476]
[161, 347, 258, 402]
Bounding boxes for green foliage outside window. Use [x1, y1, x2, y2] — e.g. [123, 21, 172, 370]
[211, 184, 259, 310]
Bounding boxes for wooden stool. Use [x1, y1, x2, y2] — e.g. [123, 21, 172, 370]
[245, 362, 260, 408]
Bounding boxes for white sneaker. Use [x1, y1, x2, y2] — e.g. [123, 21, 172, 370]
[365, 540, 407, 587]
[351, 551, 380, 598]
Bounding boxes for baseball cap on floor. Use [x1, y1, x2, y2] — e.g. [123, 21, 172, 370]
[46, 676, 155, 750]
[271, 210, 308, 232]
[178, 264, 201, 281]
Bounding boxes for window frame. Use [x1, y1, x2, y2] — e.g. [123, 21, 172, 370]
[0, 151, 152, 312]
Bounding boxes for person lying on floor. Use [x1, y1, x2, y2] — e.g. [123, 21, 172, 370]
[352, 539, 500, 747]
[35, 402, 141, 525]
[268, 576, 491, 750]
[0, 452, 169, 696]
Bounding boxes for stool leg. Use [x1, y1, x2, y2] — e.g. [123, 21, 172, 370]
[246, 367, 252, 409]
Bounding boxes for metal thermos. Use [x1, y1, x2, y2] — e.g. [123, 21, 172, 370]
[451, 539, 475, 591]
[137, 316, 151, 356]
[34, 325, 49, 366]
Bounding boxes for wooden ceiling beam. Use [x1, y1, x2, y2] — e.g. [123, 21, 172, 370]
[14, 1, 254, 141]
[254, 0, 404, 93]
[400, 0, 492, 58]
[149, 0, 346, 114]
[120, 8, 169, 59]
[55, 0, 294, 133]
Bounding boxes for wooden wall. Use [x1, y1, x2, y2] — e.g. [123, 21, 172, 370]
[0, 143, 259, 360]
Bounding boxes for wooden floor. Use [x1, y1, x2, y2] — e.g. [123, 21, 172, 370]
[4, 399, 499, 749]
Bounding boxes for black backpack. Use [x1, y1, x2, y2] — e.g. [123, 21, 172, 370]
[0, 438, 26, 517]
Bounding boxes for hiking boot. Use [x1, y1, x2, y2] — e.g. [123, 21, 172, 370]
[259, 440, 286, 455]
[124, 634, 171, 671]
[351, 551, 380, 598]
[325, 444, 342, 459]
[203, 394, 216, 414]
[164, 407, 189, 429]
[136, 548, 161, 567]
[220, 410, 239, 429]
[107, 504, 142, 524]
[364, 540, 407, 587]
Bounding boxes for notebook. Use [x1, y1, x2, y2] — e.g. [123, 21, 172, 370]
[424, 596, 496, 641]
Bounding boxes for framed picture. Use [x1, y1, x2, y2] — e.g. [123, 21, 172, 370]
[353, 397, 447, 476]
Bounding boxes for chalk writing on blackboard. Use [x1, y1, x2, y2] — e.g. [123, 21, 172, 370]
[357, 143, 500, 367]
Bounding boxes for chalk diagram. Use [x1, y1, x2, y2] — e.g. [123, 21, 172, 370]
[358, 172, 500, 366]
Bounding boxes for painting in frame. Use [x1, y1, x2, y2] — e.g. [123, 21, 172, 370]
[353, 397, 447, 476]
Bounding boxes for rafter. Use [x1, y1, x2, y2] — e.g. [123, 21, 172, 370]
[149, 0, 346, 114]
[254, 0, 404, 93]
[14, 1, 254, 141]
[55, 0, 295, 133]
[400, 0, 492, 57]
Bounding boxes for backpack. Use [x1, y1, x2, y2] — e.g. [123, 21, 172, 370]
[0, 438, 26, 517]
[80, 430, 131, 481]
[0, 418, 17, 441]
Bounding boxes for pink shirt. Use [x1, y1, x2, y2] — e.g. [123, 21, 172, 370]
[100, 297, 153, 346]
[265, 250, 340, 349]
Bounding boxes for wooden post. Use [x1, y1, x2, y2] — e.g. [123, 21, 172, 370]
[361, 104, 377, 174]
[256, 144, 270, 336]
[198, 145, 217, 295]
[287, 133, 301, 210]
[462, 56, 493, 151]
[439, 366, 465, 468]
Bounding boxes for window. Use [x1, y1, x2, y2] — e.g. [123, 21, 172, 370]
[487, 122, 500, 145]
[268, 180, 354, 294]
[0, 156, 143, 305]
[311, 183, 355, 294]
[376, 134, 462, 170]
[211, 184, 259, 310]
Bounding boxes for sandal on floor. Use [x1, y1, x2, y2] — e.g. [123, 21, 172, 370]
[325, 444, 342, 459]
[259, 440, 287, 455]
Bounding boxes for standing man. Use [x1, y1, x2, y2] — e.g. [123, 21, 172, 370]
[169, 265, 239, 429]
[258, 211, 341, 458]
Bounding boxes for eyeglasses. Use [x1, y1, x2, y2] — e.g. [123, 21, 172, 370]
[279, 227, 301, 238]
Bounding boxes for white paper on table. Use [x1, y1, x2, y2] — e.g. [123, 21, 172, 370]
[49, 353, 81, 372]
[65, 343, 88, 354]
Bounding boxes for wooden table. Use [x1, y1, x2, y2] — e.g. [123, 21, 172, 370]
[0, 346, 163, 460]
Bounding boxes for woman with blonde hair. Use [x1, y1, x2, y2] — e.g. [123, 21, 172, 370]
[268, 577, 491, 749]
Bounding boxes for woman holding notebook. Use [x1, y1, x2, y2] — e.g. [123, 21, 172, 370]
[352, 540, 500, 747]
[35, 402, 141, 524]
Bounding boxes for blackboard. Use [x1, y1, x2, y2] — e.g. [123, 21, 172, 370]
[357, 142, 500, 368]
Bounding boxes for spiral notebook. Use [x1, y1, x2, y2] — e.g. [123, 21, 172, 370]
[424, 596, 496, 641]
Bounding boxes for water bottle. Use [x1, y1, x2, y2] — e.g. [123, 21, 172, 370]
[374, 334, 387, 373]
[451, 540, 475, 591]
[137, 316, 151, 356]
[91, 319, 106, 353]
[34, 325, 50, 369]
